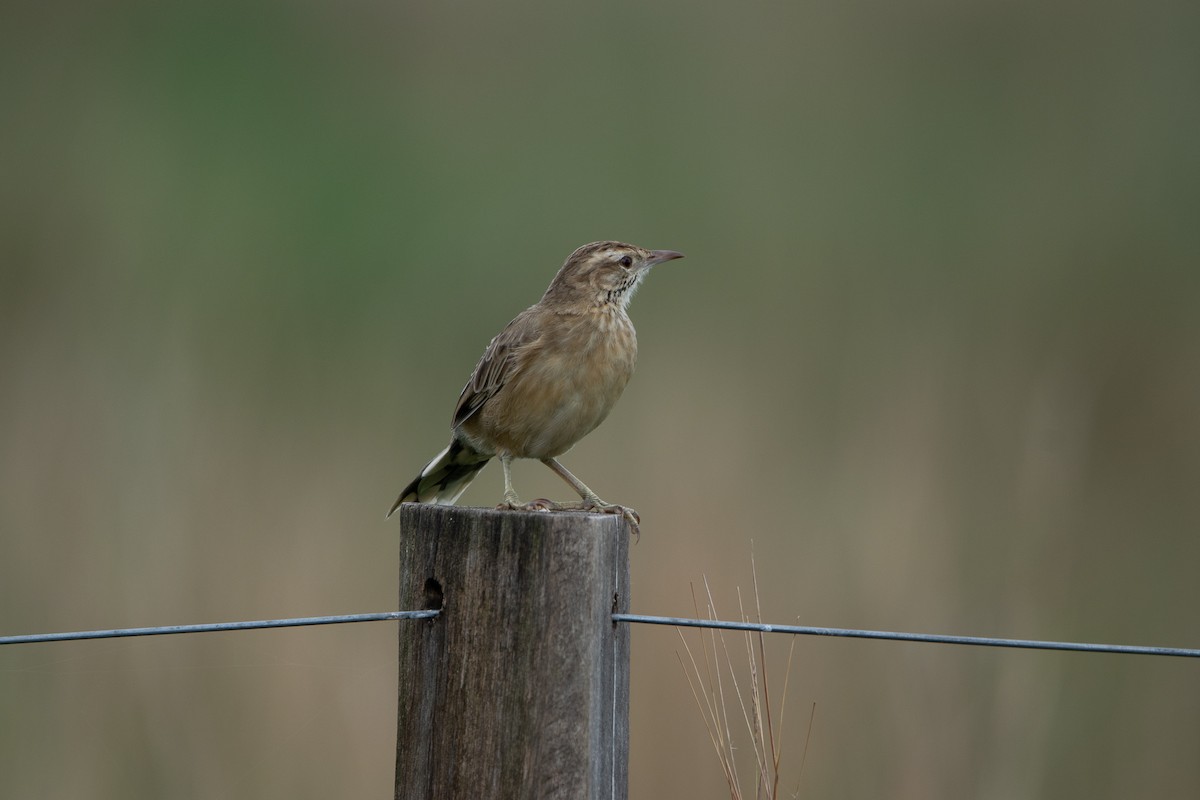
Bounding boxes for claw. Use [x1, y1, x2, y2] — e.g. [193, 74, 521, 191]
[580, 502, 640, 541]
[495, 498, 640, 540]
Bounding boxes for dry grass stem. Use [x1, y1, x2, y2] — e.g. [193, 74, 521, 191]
[675, 557, 814, 800]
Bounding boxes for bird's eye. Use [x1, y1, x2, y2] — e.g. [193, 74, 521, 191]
[618, 255, 633, 268]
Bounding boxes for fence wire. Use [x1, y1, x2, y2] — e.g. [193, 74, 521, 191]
[0, 611, 438, 646]
[2, 610, 1197, 659]
[614, 614, 1200, 658]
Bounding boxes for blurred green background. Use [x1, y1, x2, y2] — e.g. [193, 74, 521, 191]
[2, 1, 1199, 797]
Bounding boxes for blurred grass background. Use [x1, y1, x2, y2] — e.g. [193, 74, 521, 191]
[2, 1, 1199, 797]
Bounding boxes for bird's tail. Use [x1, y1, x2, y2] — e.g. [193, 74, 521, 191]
[386, 439, 491, 518]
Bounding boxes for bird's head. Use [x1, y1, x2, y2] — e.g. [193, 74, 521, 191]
[542, 241, 684, 311]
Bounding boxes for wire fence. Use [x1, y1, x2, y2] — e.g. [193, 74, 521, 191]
[0, 611, 438, 646]
[614, 613, 1200, 658]
[2, 610, 1197, 658]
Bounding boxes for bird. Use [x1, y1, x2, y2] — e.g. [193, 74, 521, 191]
[387, 241, 684, 532]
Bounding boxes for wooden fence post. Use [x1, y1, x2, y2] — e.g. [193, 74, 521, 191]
[395, 505, 631, 800]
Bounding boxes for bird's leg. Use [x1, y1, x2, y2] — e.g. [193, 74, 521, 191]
[497, 453, 523, 509]
[495, 454, 556, 512]
[541, 457, 606, 506]
[540, 457, 640, 536]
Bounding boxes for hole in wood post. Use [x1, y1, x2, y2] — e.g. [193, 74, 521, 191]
[423, 578, 444, 610]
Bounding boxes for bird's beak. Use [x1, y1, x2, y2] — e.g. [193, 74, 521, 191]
[645, 250, 684, 267]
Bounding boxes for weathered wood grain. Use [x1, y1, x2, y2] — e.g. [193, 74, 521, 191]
[395, 505, 631, 800]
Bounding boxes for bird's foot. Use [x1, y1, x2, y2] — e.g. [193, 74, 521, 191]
[495, 496, 556, 513]
[496, 491, 524, 510]
[592, 503, 641, 540]
[497, 496, 640, 539]
[546, 499, 641, 541]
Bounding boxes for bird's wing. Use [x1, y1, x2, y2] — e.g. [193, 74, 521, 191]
[452, 309, 542, 428]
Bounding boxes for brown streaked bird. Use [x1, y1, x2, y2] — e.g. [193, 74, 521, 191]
[387, 241, 684, 530]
